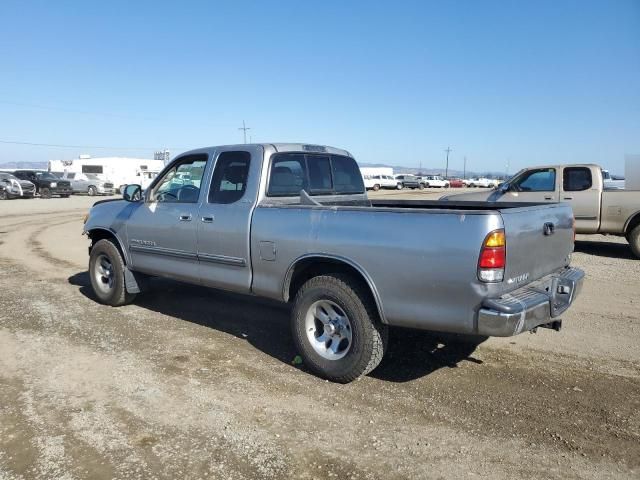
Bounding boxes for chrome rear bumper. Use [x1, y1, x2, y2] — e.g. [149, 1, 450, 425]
[477, 267, 584, 337]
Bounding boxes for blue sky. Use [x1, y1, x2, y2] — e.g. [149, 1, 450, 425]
[0, 0, 638, 174]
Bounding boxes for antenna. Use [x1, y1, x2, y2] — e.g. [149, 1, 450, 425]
[238, 120, 251, 144]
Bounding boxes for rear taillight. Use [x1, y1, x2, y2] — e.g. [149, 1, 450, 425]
[478, 229, 506, 283]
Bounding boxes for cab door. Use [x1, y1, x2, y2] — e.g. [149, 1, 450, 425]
[197, 146, 262, 293]
[561, 166, 600, 232]
[125, 153, 209, 283]
[503, 167, 559, 203]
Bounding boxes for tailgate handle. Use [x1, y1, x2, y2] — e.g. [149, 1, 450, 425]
[543, 222, 555, 236]
[563, 196, 573, 200]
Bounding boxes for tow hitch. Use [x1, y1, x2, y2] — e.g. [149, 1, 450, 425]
[531, 320, 563, 333]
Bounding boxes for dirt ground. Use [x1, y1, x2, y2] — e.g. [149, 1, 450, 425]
[0, 193, 638, 480]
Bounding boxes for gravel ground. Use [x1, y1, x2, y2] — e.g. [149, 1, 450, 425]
[0, 193, 638, 480]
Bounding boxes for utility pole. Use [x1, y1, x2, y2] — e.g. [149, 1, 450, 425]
[463, 156, 467, 179]
[444, 146, 452, 178]
[238, 120, 251, 144]
[505, 158, 510, 178]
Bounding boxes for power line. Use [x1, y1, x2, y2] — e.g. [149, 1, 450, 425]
[0, 100, 159, 121]
[238, 120, 251, 144]
[0, 139, 187, 151]
[444, 146, 452, 178]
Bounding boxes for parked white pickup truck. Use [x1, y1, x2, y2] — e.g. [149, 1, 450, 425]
[464, 177, 498, 188]
[83, 143, 584, 382]
[422, 175, 450, 188]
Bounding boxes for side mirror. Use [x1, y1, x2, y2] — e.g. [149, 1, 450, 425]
[123, 184, 142, 202]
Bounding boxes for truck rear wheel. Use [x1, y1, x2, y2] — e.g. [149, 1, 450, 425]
[627, 225, 640, 259]
[88, 186, 97, 196]
[291, 274, 387, 383]
[89, 239, 136, 306]
[372, 184, 380, 191]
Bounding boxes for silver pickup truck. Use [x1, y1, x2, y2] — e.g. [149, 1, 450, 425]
[83, 143, 584, 382]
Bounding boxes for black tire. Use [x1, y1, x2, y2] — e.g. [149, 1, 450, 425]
[445, 183, 450, 188]
[88, 186, 97, 196]
[89, 239, 137, 306]
[372, 184, 380, 191]
[291, 274, 388, 383]
[418, 183, 425, 190]
[627, 225, 640, 259]
[60, 194, 70, 198]
[0, 189, 7, 200]
[396, 183, 403, 190]
[40, 187, 52, 199]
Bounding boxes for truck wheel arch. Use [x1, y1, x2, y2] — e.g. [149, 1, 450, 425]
[87, 228, 130, 265]
[283, 255, 387, 324]
[624, 211, 640, 235]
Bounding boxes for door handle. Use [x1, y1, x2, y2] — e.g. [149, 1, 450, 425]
[563, 197, 573, 200]
[201, 216, 214, 223]
[179, 214, 192, 221]
[544, 196, 553, 200]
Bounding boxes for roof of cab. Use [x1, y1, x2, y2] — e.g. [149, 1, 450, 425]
[178, 143, 352, 158]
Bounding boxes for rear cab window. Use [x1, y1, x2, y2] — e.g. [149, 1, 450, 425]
[267, 153, 364, 197]
[563, 167, 592, 192]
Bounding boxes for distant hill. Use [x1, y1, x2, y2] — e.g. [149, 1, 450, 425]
[0, 161, 48, 170]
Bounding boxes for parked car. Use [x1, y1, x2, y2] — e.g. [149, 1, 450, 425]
[395, 174, 425, 189]
[0, 172, 36, 199]
[601, 169, 625, 189]
[62, 172, 115, 196]
[464, 177, 498, 188]
[12, 170, 72, 198]
[375, 174, 401, 190]
[448, 178, 465, 188]
[443, 163, 640, 258]
[83, 143, 584, 383]
[422, 175, 450, 188]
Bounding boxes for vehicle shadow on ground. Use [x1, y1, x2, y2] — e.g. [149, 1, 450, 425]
[370, 329, 486, 382]
[69, 272, 486, 383]
[574, 240, 634, 259]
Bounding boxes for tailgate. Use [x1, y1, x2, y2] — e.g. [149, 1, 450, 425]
[500, 203, 573, 291]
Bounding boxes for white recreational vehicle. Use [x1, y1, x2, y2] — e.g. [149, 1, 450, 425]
[48, 155, 165, 193]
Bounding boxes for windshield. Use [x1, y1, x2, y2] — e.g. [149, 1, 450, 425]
[35, 172, 59, 180]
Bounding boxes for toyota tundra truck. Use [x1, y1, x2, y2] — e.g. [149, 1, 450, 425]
[83, 143, 584, 383]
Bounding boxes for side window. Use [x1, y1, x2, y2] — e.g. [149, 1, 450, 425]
[67, 173, 76, 179]
[208, 151, 251, 204]
[267, 154, 307, 196]
[563, 167, 592, 192]
[512, 168, 556, 192]
[153, 154, 208, 203]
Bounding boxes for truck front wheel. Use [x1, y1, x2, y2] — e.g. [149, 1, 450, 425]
[89, 239, 137, 306]
[291, 274, 388, 383]
[627, 225, 640, 259]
